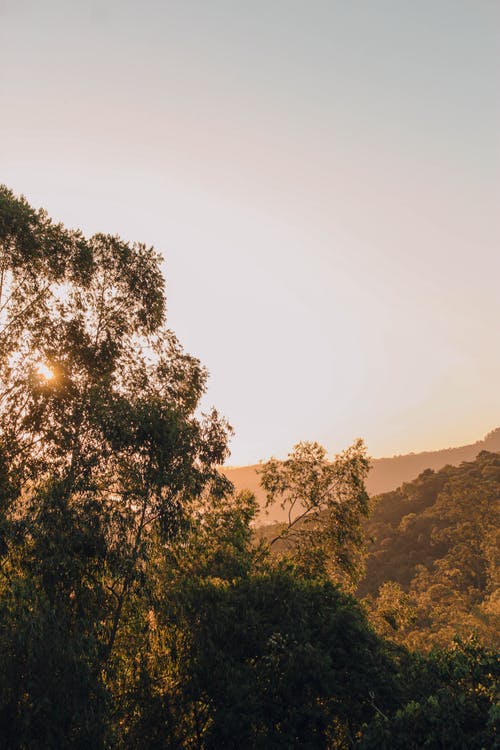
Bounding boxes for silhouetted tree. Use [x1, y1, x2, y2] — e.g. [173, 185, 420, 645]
[0, 186, 230, 747]
[260, 440, 371, 588]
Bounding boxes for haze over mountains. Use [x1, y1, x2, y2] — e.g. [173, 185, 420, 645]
[222, 428, 500, 524]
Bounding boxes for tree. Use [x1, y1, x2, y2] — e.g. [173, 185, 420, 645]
[260, 440, 371, 588]
[0, 186, 231, 747]
[118, 488, 399, 750]
[359, 637, 499, 750]
[365, 581, 416, 639]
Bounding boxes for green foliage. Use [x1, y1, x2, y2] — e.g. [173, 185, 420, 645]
[0, 576, 109, 749]
[361, 451, 500, 650]
[115, 490, 399, 749]
[260, 440, 371, 589]
[169, 571, 396, 749]
[360, 637, 499, 749]
[113, 485, 498, 750]
[0, 186, 230, 747]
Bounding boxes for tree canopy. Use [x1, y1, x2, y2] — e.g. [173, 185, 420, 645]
[260, 440, 370, 588]
[0, 186, 231, 746]
[361, 450, 500, 651]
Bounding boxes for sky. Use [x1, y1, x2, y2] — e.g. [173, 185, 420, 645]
[1, 1, 499, 464]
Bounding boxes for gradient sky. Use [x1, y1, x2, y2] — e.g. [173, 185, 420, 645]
[1, 1, 499, 464]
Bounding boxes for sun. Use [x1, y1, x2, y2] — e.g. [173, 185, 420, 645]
[36, 362, 55, 380]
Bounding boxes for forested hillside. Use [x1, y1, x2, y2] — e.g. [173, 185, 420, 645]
[366, 429, 500, 495]
[361, 450, 500, 650]
[258, 450, 500, 651]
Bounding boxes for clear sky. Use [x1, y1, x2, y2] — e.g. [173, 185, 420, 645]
[1, 1, 499, 464]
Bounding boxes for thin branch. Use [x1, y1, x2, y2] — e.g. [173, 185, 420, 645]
[269, 503, 317, 547]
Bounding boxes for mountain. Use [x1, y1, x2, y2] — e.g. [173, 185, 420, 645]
[364, 427, 500, 495]
[222, 428, 500, 523]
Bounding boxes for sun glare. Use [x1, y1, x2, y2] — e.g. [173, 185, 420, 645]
[36, 362, 55, 380]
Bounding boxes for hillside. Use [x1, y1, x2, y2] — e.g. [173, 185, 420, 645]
[360, 450, 500, 649]
[256, 451, 500, 650]
[222, 428, 500, 523]
[365, 427, 500, 494]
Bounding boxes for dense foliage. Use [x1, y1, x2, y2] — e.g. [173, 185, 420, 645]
[0, 187, 497, 748]
[361, 451, 500, 650]
[0, 186, 230, 747]
[260, 440, 371, 589]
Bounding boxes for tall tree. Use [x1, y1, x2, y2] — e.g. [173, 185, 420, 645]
[260, 440, 371, 588]
[0, 186, 231, 747]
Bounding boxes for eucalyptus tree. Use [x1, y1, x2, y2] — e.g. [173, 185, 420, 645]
[0, 185, 230, 747]
[260, 440, 371, 589]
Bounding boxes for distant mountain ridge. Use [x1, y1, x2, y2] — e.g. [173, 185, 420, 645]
[222, 428, 500, 524]
[364, 427, 500, 495]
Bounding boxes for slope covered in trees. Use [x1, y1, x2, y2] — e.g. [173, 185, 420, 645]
[366, 428, 500, 494]
[361, 450, 500, 651]
[0, 187, 497, 748]
[259, 450, 500, 651]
